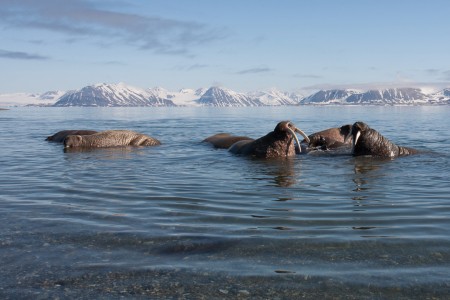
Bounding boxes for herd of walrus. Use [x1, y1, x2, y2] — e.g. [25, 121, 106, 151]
[46, 121, 418, 158]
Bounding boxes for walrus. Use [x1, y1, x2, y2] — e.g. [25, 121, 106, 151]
[46, 130, 98, 142]
[64, 130, 161, 148]
[203, 133, 253, 149]
[345, 121, 417, 157]
[304, 125, 352, 150]
[228, 121, 310, 158]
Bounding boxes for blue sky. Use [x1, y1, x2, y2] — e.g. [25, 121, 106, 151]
[1, 0, 449, 93]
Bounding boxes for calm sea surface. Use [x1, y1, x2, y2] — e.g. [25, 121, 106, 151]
[0, 106, 449, 298]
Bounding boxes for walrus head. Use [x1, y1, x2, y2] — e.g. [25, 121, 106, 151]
[345, 121, 371, 154]
[64, 135, 83, 148]
[273, 121, 310, 153]
[339, 125, 352, 139]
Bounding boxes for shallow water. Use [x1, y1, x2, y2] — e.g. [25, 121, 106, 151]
[1, 106, 449, 298]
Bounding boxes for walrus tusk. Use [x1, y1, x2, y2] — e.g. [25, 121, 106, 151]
[344, 127, 360, 154]
[294, 127, 310, 144]
[352, 131, 361, 152]
[287, 127, 302, 153]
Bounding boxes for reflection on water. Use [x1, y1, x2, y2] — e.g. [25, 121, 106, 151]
[351, 157, 386, 200]
[0, 107, 449, 298]
[247, 157, 298, 187]
[353, 155, 393, 175]
[63, 145, 152, 158]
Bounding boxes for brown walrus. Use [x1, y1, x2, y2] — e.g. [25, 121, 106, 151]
[203, 133, 253, 149]
[46, 130, 98, 143]
[64, 130, 161, 148]
[304, 125, 352, 150]
[345, 121, 417, 157]
[228, 121, 310, 158]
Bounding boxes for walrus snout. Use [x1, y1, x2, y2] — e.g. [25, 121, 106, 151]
[64, 135, 83, 148]
[345, 122, 367, 151]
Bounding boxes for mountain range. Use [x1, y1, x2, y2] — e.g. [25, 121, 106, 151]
[1, 83, 449, 107]
[50, 83, 303, 107]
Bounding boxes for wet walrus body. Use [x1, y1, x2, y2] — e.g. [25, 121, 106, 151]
[203, 133, 253, 149]
[46, 130, 98, 143]
[64, 130, 161, 148]
[228, 121, 310, 158]
[305, 125, 352, 150]
[346, 121, 417, 158]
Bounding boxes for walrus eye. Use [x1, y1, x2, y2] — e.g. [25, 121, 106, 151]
[283, 122, 290, 131]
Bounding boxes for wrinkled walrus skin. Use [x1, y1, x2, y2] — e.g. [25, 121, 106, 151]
[305, 125, 352, 150]
[228, 121, 309, 158]
[202, 133, 253, 149]
[46, 130, 98, 143]
[64, 130, 161, 148]
[347, 122, 417, 158]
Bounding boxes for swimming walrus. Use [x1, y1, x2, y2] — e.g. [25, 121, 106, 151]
[345, 121, 418, 157]
[46, 130, 98, 142]
[64, 130, 161, 148]
[304, 125, 352, 150]
[228, 121, 310, 158]
[203, 133, 253, 149]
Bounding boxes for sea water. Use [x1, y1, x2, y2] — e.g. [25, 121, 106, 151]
[0, 106, 449, 298]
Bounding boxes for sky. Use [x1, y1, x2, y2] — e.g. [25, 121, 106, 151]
[0, 0, 449, 94]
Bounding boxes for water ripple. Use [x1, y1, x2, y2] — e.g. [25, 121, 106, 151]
[1, 107, 449, 297]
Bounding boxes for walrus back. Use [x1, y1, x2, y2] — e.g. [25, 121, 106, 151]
[203, 133, 253, 149]
[64, 130, 160, 148]
[46, 130, 97, 142]
[228, 140, 254, 155]
[397, 146, 418, 156]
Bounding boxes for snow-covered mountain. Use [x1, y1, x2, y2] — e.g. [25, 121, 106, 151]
[430, 88, 450, 104]
[196, 87, 264, 107]
[0, 91, 65, 107]
[443, 88, 450, 97]
[300, 88, 449, 105]
[301, 89, 359, 104]
[248, 88, 301, 105]
[147, 87, 206, 106]
[1, 82, 450, 107]
[345, 88, 427, 104]
[54, 83, 176, 107]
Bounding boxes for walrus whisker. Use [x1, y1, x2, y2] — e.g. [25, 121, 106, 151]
[286, 127, 301, 153]
[344, 129, 352, 144]
[286, 136, 294, 156]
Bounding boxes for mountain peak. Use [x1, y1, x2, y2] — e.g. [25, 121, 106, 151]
[197, 86, 264, 107]
[301, 87, 437, 105]
[54, 82, 175, 107]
